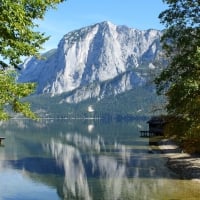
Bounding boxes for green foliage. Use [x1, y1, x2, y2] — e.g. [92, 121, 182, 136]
[0, 0, 65, 67]
[0, 0, 65, 120]
[0, 70, 36, 120]
[155, 0, 200, 152]
[24, 84, 165, 119]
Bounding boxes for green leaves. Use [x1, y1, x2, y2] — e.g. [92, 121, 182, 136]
[0, 0, 65, 66]
[0, 0, 66, 120]
[155, 0, 200, 146]
[0, 70, 36, 120]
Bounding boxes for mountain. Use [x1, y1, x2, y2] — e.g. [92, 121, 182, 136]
[18, 21, 164, 104]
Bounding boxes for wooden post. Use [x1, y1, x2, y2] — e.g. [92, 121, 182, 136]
[0, 137, 5, 145]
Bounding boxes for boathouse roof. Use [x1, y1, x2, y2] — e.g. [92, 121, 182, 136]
[147, 116, 165, 125]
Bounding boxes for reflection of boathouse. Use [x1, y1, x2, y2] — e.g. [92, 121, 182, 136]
[147, 116, 165, 136]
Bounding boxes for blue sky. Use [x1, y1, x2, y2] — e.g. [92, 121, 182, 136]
[38, 0, 167, 52]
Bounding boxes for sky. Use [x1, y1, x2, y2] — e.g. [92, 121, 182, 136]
[38, 0, 168, 52]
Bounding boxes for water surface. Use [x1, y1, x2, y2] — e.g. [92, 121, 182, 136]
[0, 119, 199, 200]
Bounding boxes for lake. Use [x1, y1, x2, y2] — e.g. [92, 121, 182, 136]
[0, 119, 200, 200]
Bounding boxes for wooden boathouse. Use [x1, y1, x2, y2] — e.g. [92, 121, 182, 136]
[140, 116, 165, 137]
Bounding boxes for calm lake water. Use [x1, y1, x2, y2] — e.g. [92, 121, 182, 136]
[0, 119, 200, 200]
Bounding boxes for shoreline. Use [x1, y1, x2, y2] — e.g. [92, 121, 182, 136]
[158, 139, 200, 182]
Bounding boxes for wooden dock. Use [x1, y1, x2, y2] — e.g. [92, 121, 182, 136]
[140, 131, 155, 138]
[0, 137, 5, 145]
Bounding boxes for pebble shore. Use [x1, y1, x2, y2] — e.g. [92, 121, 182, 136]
[158, 139, 200, 182]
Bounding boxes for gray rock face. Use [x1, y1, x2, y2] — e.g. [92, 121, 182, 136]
[18, 21, 163, 103]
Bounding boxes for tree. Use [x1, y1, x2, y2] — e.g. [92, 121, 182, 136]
[0, 70, 36, 119]
[0, 0, 65, 120]
[155, 0, 200, 149]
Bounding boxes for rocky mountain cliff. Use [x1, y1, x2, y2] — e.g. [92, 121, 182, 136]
[18, 21, 163, 103]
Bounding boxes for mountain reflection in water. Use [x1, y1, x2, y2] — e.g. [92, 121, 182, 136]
[0, 119, 200, 200]
[44, 132, 172, 200]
